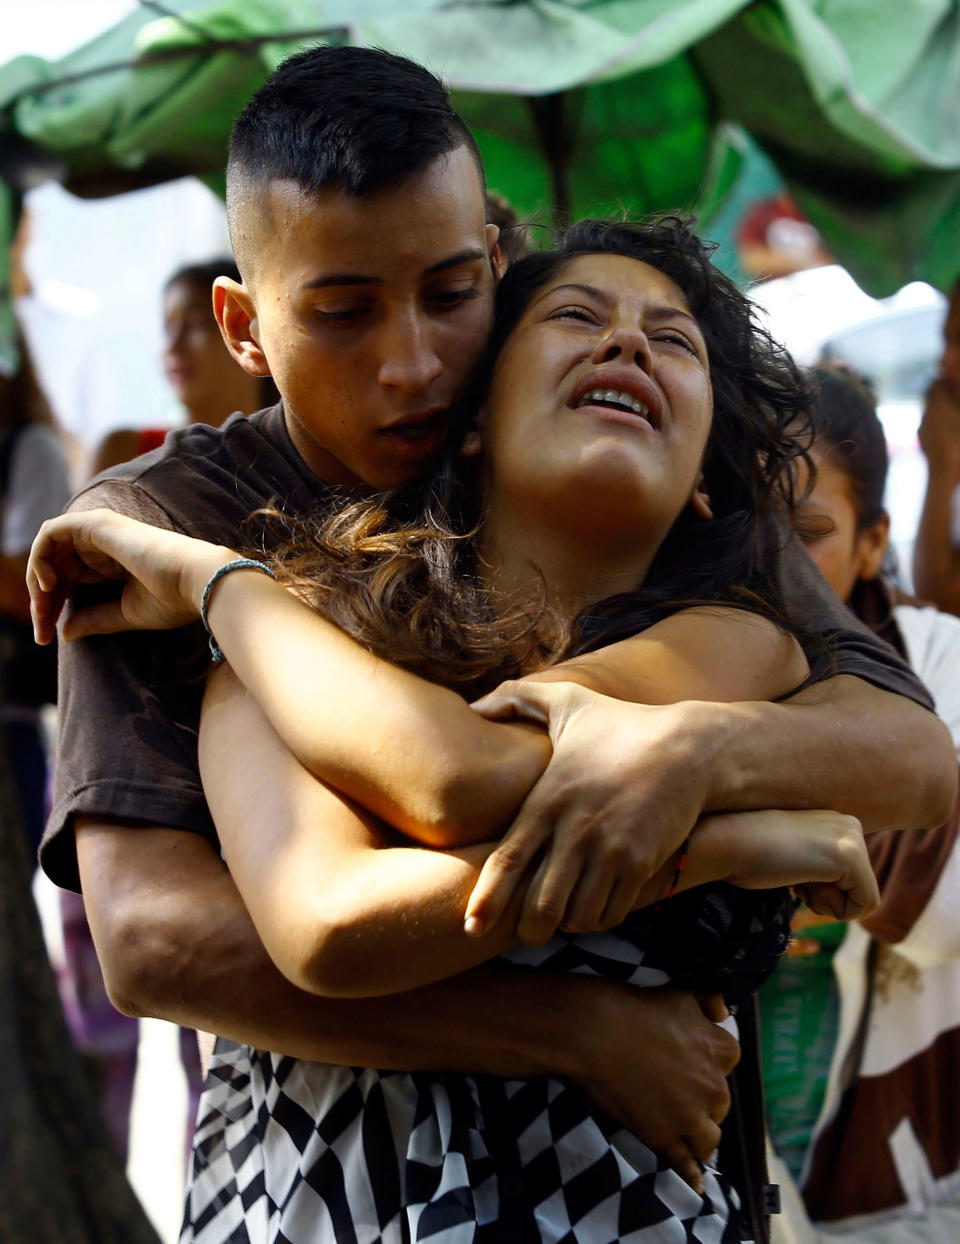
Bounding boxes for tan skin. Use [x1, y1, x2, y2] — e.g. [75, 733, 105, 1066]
[913, 286, 960, 612]
[33, 164, 956, 1190]
[31, 256, 880, 1191]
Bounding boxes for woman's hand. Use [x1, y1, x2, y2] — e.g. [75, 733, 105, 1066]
[695, 807, 880, 921]
[28, 508, 236, 643]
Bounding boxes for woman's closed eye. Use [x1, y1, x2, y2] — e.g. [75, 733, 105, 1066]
[547, 304, 603, 326]
[652, 329, 701, 357]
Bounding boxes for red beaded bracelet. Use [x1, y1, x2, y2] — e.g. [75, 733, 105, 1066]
[654, 834, 692, 910]
[664, 834, 692, 901]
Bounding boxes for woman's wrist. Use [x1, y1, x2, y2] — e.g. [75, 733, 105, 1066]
[186, 547, 245, 615]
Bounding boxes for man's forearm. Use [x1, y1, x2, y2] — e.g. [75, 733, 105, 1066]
[694, 676, 957, 832]
[80, 820, 595, 1076]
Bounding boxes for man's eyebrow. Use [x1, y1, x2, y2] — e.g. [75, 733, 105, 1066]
[299, 248, 487, 291]
[299, 273, 378, 290]
[424, 248, 487, 277]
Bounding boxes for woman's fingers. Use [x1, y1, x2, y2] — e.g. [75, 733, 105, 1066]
[60, 596, 141, 641]
[463, 805, 554, 937]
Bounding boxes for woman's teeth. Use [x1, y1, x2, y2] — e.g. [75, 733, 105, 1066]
[578, 389, 649, 417]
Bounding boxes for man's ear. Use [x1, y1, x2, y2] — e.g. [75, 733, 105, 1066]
[486, 223, 506, 281]
[853, 512, 890, 582]
[688, 472, 714, 521]
[213, 277, 272, 377]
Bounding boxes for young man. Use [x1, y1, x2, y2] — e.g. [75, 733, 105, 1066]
[40, 43, 954, 1219]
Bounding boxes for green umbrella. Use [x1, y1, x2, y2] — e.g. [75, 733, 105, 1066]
[1, 0, 958, 371]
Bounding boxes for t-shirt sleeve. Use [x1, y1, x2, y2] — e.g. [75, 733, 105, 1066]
[40, 479, 216, 892]
[777, 532, 935, 710]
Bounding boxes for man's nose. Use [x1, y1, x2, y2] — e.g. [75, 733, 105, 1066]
[592, 321, 652, 372]
[378, 310, 444, 393]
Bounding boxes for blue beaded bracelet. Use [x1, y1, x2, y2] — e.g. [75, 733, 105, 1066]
[200, 558, 278, 664]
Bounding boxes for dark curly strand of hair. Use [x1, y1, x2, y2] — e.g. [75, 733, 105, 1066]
[257, 215, 818, 694]
[255, 474, 564, 697]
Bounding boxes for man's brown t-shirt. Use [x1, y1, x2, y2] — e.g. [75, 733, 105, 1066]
[40, 403, 934, 891]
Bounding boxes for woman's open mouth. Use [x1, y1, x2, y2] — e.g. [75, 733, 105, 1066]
[569, 369, 662, 431]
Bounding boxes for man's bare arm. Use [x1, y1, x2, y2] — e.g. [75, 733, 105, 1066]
[701, 676, 956, 830]
[466, 675, 957, 941]
[75, 817, 736, 1187]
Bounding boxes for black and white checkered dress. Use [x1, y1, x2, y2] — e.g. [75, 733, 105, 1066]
[181, 884, 792, 1243]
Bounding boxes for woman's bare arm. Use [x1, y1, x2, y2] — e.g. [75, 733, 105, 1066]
[28, 508, 807, 846]
[200, 666, 874, 996]
[197, 569, 807, 844]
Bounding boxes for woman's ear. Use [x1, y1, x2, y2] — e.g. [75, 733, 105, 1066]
[688, 473, 714, 521]
[459, 428, 483, 458]
[213, 277, 272, 378]
[853, 512, 890, 582]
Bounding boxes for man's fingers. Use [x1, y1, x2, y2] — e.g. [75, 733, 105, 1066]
[469, 682, 531, 723]
[471, 678, 587, 730]
[516, 850, 580, 945]
[685, 1120, 723, 1165]
[471, 680, 552, 725]
[597, 873, 643, 931]
[561, 856, 617, 934]
[694, 993, 729, 1025]
[661, 1143, 704, 1195]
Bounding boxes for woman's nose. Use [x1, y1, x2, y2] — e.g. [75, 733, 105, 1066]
[592, 322, 652, 371]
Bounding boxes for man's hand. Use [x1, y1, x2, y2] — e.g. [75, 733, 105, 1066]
[577, 986, 739, 1193]
[28, 508, 235, 644]
[466, 681, 708, 944]
[918, 378, 960, 483]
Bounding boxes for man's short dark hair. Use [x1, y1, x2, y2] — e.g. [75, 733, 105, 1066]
[226, 45, 484, 235]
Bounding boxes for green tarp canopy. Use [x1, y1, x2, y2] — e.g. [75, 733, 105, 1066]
[2, 0, 959, 368]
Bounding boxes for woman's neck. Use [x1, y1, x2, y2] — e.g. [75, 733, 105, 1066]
[477, 497, 656, 622]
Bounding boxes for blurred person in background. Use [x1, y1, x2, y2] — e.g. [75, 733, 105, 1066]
[913, 278, 960, 613]
[61, 256, 274, 1169]
[737, 192, 833, 283]
[1, 254, 70, 852]
[761, 365, 960, 1244]
[0, 220, 154, 1242]
[88, 258, 274, 477]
